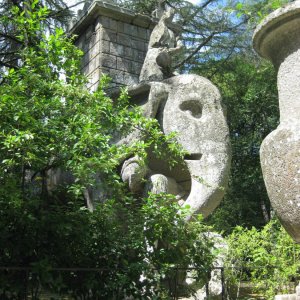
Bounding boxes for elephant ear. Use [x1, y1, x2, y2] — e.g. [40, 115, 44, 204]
[161, 74, 231, 220]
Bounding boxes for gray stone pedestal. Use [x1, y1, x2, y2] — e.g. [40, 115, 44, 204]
[274, 283, 300, 300]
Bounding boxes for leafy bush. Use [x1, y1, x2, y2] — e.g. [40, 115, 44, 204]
[0, 193, 215, 299]
[225, 219, 300, 299]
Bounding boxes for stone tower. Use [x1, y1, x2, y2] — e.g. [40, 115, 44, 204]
[69, 1, 155, 92]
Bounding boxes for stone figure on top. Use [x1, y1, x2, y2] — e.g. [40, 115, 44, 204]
[139, 2, 183, 82]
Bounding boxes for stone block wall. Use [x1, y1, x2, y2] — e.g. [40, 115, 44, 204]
[70, 1, 154, 92]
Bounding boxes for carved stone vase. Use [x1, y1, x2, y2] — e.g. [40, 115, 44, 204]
[253, 2, 300, 242]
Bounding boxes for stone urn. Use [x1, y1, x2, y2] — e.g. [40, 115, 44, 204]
[253, 1, 300, 243]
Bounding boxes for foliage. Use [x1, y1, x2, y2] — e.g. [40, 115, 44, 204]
[0, 193, 215, 299]
[116, 0, 292, 71]
[1, 0, 292, 79]
[0, 0, 76, 74]
[234, 0, 291, 24]
[224, 219, 300, 299]
[198, 57, 279, 233]
[0, 1, 215, 298]
[115, 0, 250, 70]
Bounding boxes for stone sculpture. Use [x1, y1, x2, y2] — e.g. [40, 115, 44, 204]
[152, 0, 167, 18]
[253, 1, 300, 243]
[120, 4, 231, 220]
[182, 233, 227, 300]
[139, 6, 183, 82]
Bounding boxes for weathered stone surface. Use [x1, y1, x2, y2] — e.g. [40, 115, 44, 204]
[253, 1, 300, 68]
[274, 294, 297, 300]
[102, 28, 117, 43]
[273, 282, 300, 300]
[181, 233, 227, 300]
[260, 123, 300, 242]
[139, 8, 183, 82]
[253, 1, 300, 243]
[139, 48, 170, 81]
[296, 283, 300, 300]
[121, 157, 149, 193]
[145, 174, 182, 196]
[124, 73, 139, 86]
[110, 43, 124, 56]
[296, 283, 300, 296]
[100, 53, 117, 68]
[275, 295, 297, 300]
[101, 39, 110, 53]
[71, 1, 154, 91]
[120, 74, 231, 219]
[161, 75, 231, 219]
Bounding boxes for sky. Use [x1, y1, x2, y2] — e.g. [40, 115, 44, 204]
[67, 0, 202, 12]
[187, 0, 201, 4]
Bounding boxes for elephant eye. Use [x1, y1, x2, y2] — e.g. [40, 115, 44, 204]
[179, 100, 202, 119]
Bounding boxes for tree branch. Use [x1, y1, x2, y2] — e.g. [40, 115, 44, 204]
[0, 32, 22, 44]
[174, 33, 215, 69]
[48, 1, 86, 18]
[200, 0, 215, 9]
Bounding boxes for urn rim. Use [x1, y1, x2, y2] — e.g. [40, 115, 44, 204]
[253, 1, 300, 60]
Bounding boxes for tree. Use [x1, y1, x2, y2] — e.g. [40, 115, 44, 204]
[0, 1, 215, 298]
[225, 218, 300, 299]
[116, 0, 291, 71]
[0, 0, 81, 78]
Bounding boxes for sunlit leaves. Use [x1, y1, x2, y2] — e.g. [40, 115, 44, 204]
[225, 219, 300, 299]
